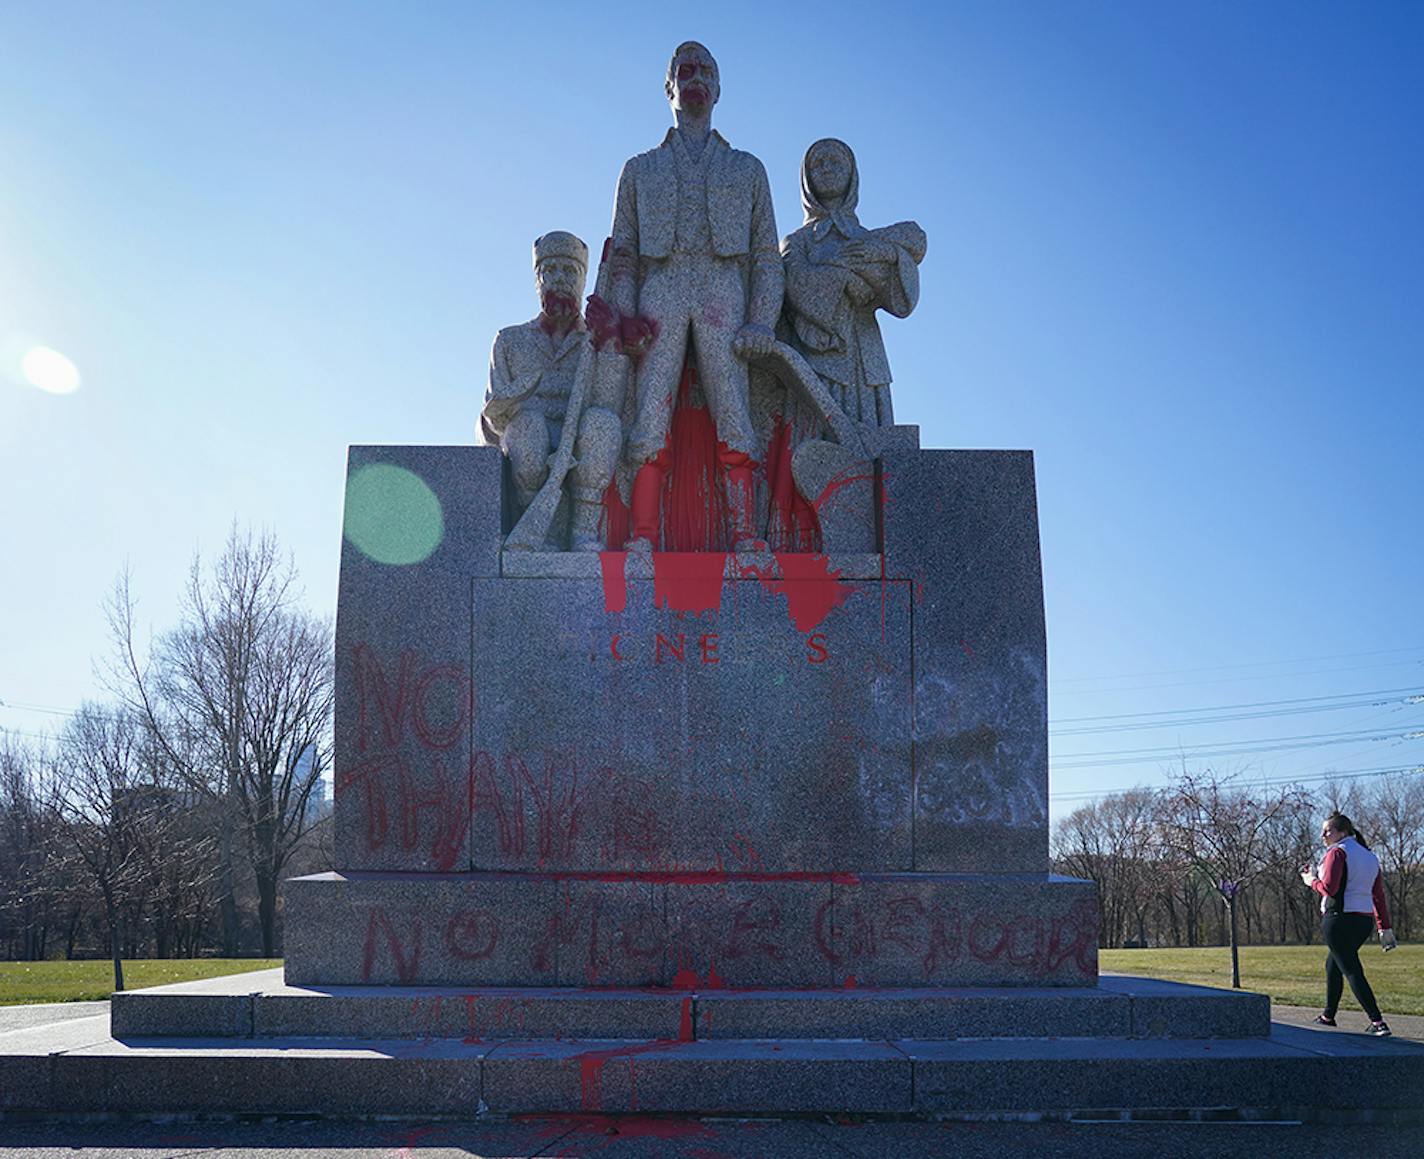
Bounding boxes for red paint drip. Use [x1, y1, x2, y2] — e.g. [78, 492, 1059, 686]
[765, 414, 820, 552]
[664, 359, 726, 551]
[599, 552, 628, 614]
[842, 974, 858, 989]
[652, 552, 727, 613]
[671, 966, 701, 990]
[678, 995, 694, 1041]
[576, 1041, 685, 1111]
[705, 961, 726, 989]
[601, 479, 630, 550]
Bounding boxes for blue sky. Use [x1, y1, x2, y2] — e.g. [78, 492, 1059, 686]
[2, 2, 1421, 823]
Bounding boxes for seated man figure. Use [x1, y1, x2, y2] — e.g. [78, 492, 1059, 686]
[478, 230, 622, 550]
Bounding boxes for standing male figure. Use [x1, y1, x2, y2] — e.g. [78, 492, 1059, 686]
[479, 230, 622, 550]
[606, 41, 783, 552]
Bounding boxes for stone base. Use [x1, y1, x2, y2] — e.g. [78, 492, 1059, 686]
[282, 871, 1098, 989]
[9, 978, 1423, 1119]
[110, 969, 1268, 1042]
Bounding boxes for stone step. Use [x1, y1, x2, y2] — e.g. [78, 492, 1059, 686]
[6, 1014, 1423, 1118]
[109, 969, 1268, 1041]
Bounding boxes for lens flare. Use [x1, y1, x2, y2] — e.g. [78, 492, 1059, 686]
[20, 346, 81, 394]
[343, 463, 445, 565]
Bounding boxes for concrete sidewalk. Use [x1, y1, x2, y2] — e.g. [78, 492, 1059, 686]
[1272, 1003, 1424, 1042]
[0, 1115, 1421, 1158]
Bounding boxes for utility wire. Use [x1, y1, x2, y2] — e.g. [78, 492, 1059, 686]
[1049, 763, 1424, 802]
[1050, 688, 1423, 736]
[1052, 645, 1424, 685]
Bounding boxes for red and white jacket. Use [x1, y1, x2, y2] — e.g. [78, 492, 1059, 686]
[1311, 836, 1393, 931]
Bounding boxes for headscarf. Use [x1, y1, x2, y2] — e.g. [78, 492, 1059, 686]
[800, 138, 861, 242]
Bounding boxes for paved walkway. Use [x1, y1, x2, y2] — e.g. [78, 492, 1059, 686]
[0, 999, 107, 1032]
[0, 1117, 1420, 1158]
[1272, 1003, 1424, 1042]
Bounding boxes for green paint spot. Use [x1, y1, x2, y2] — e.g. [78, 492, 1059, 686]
[344, 463, 445, 565]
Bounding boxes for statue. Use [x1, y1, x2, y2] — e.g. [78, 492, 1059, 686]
[604, 41, 784, 553]
[781, 138, 926, 427]
[478, 231, 623, 550]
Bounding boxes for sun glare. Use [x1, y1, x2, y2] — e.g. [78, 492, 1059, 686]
[21, 345, 82, 394]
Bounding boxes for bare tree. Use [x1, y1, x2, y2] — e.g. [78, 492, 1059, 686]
[1158, 766, 1311, 988]
[48, 705, 155, 991]
[0, 732, 66, 959]
[1053, 788, 1160, 948]
[1354, 772, 1424, 941]
[106, 526, 334, 956]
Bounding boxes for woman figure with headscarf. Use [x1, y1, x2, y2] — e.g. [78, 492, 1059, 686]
[780, 138, 927, 427]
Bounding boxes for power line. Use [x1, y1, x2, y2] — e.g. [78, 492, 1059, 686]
[1051, 656, 1424, 697]
[1050, 727, 1424, 770]
[1048, 763, 1424, 803]
[1050, 687, 1423, 736]
[1051, 685, 1424, 725]
[1051, 645, 1424, 686]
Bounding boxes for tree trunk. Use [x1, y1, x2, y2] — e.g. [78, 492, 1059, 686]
[1228, 897, 1241, 989]
[257, 869, 278, 958]
[104, 895, 125, 993]
[217, 812, 239, 956]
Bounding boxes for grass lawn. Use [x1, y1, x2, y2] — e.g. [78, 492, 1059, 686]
[1101, 944, 1424, 1016]
[0, 959, 281, 1005]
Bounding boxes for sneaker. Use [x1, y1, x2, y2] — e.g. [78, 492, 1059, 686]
[1369, 1020, 1392, 1037]
[1313, 1013, 1337, 1026]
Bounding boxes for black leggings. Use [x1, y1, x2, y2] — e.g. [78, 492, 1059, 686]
[1322, 911, 1381, 1021]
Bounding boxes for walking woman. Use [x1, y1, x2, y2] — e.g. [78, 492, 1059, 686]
[1300, 812, 1397, 1036]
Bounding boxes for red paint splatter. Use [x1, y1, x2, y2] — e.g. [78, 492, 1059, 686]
[651, 552, 727, 613]
[599, 552, 628, 613]
[812, 467, 876, 512]
[738, 553, 854, 632]
[678, 995, 694, 1041]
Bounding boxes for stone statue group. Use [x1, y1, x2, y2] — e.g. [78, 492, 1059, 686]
[478, 41, 926, 554]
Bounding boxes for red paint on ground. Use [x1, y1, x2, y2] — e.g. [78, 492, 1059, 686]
[670, 966, 701, 990]
[651, 552, 727, 613]
[705, 961, 727, 989]
[599, 552, 628, 613]
[529, 1113, 718, 1143]
[842, 974, 859, 988]
[678, 995, 694, 1041]
[544, 869, 861, 885]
